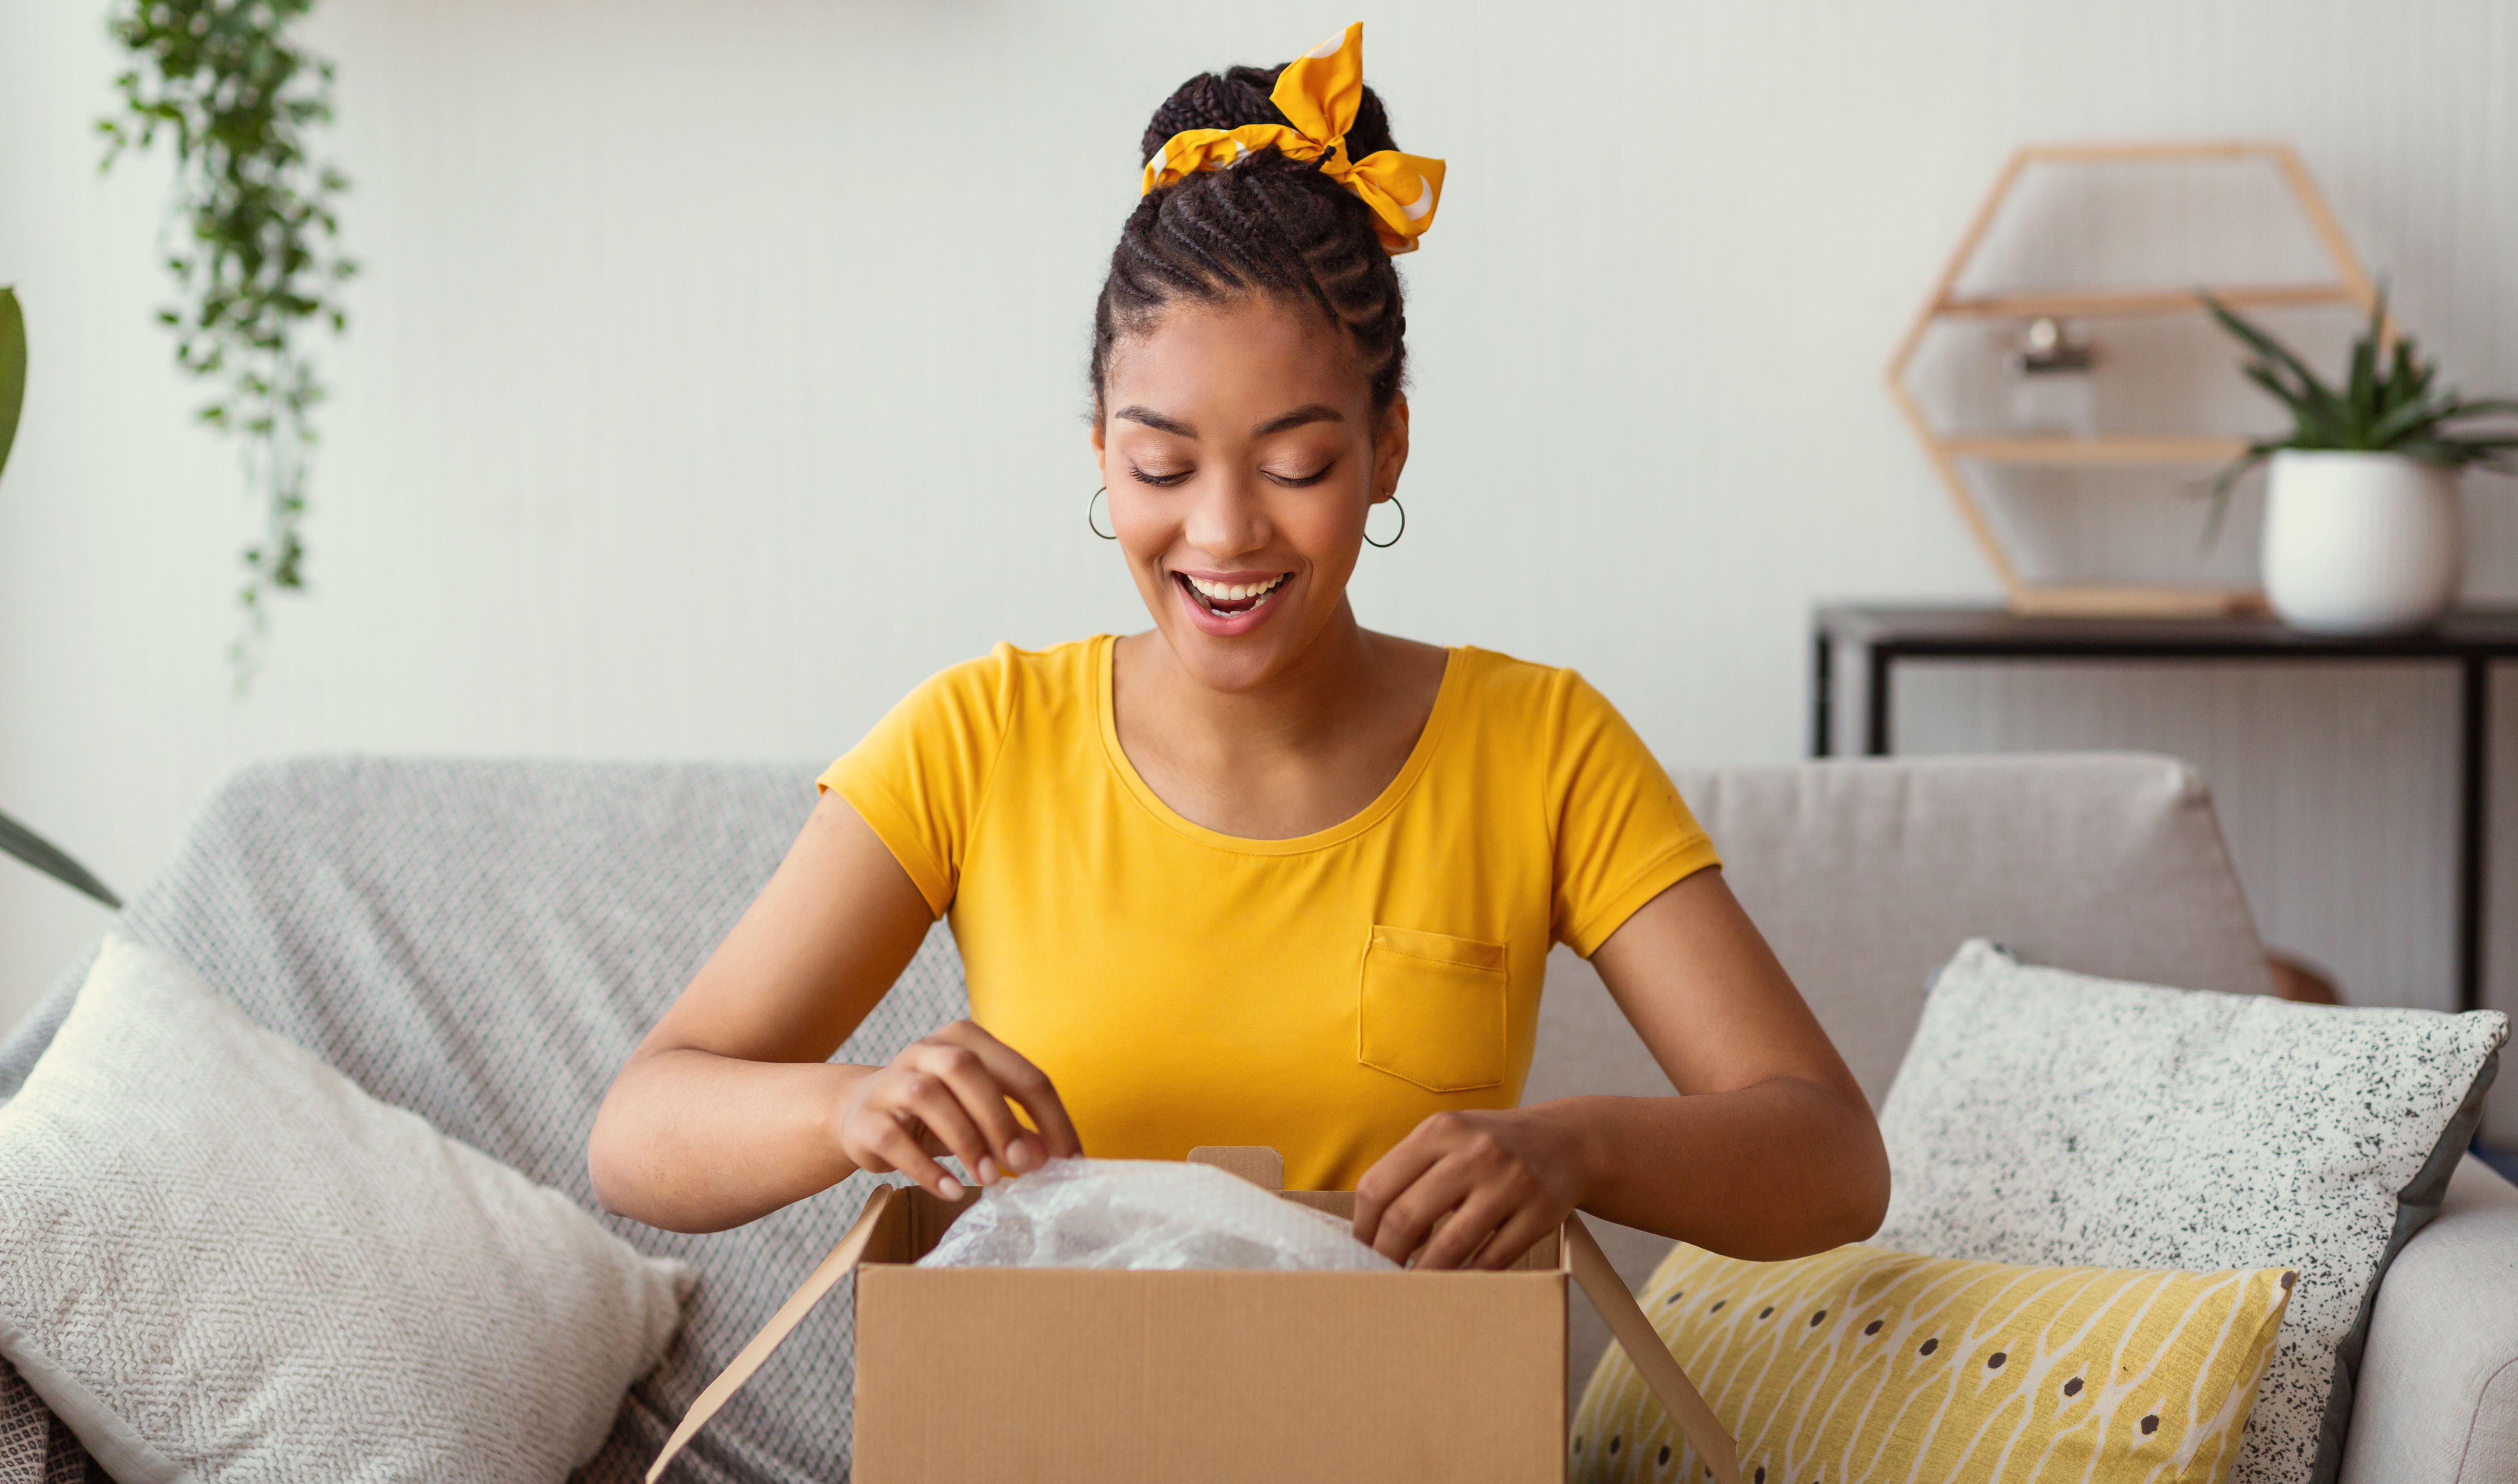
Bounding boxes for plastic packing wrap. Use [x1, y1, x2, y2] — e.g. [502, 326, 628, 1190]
[915, 1157, 1399, 1273]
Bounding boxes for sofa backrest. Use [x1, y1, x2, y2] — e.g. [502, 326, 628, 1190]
[1527, 750, 2272, 1113]
[0, 751, 2271, 1479]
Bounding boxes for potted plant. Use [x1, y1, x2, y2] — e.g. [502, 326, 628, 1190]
[0, 287, 122, 908]
[2206, 292, 2518, 634]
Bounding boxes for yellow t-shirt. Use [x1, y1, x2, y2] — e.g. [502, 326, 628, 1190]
[819, 635, 1718, 1191]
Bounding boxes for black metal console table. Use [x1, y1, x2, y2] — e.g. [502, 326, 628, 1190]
[1811, 604, 2518, 1014]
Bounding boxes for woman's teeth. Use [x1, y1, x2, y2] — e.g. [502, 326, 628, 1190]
[1181, 573, 1289, 616]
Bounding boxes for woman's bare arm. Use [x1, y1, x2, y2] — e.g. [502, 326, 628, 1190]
[1354, 868, 1889, 1267]
[1567, 867, 1890, 1254]
[587, 792, 1079, 1232]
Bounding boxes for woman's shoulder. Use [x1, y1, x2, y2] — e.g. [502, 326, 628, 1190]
[1437, 647, 1659, 788]
[909, 635, 1103, 693]
[932, 635, 1099, 679]
[1446, 644, 1613, 718]
[889, 637, 1108, 732]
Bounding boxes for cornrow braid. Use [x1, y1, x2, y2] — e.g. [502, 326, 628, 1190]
[1092, 62, 1408, 415]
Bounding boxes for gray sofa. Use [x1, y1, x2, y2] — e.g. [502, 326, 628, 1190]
[0, 753, 2510, 1483]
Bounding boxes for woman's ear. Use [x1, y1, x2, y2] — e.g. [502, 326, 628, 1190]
[1372, 395, 1411, 500]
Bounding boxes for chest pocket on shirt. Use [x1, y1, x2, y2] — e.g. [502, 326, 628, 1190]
[1358, 926, 1509, 1093]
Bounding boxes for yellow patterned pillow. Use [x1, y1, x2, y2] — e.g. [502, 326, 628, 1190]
[1574, 1242, 2295, 1484]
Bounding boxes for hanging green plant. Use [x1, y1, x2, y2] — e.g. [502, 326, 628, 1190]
[99, 0, 356, 686]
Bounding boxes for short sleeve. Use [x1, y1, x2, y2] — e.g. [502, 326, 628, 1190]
[816, 648, 1018, 918]
[1545, 670, 1721, 956]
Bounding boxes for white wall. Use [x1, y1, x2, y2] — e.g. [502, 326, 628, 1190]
[4, 2, 2516, 1077]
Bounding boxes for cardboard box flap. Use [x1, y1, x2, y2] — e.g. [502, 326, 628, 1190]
[1187, 1143, 1284, 1191]
[644, 1183, 901, 1484]
[647, 1168, 1740, 1484]
[1565, 1215, 1739, 1484]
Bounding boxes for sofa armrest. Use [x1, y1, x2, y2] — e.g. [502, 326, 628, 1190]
[2341, 1154, 2518, 1484]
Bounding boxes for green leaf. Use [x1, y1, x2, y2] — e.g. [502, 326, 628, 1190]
[2405, 346, 2437, 403]
[2347, 288, 2383, 430]
[2200, 441, 2280, 549]
[0, 808, 122, 909]
[2365, 397, 2456, 449]
[2204, 292, 2340, 411]
[2239, 364, 2328, 441]
[0, 287, 22, 490]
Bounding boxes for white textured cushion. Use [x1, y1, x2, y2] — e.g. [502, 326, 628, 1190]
[1878, 940, 2504, 1484]
[0, 937, 694, 1483]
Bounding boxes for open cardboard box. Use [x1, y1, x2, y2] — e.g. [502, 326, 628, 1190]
[649, 1147, 1738, 1483]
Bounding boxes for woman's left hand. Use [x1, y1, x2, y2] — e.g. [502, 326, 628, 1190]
[1351, 1107, 1592, 1270]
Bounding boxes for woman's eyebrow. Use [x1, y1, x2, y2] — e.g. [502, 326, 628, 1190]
[1253, 404, 1343, 435]
[1116, 406, 1197, 437]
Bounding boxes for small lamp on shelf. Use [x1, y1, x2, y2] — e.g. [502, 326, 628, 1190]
[2009, 317, 2096, 437]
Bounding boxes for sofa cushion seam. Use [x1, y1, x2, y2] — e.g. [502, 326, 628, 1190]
[2454, 1351, 2518, 1484]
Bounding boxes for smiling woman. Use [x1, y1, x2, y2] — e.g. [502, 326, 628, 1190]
[1099, 301, 1416, 711]
[588, 23, 1888, 1274]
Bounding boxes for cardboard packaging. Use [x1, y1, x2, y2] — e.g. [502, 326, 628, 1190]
[649, 1147, 1737, 1484]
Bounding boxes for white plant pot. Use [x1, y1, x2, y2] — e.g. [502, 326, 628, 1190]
[2260, 450, 2463, 634]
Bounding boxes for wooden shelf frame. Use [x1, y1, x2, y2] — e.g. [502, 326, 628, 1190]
[1941, 435, 2254, 465]
[1935, 283, 2357, 320]
[1886, 140, 2378, 618]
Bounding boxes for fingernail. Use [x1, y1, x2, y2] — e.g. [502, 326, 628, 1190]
[977, 1156, 1000, 1186]
[937, 1176, 963, 1201]
[1009, 1137, 1041, 1171]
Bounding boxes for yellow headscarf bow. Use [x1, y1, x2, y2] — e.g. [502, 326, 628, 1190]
[1139, 22, 1446, 254]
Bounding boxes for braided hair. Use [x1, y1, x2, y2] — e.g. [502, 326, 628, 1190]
[1092, 62, 1409, 416]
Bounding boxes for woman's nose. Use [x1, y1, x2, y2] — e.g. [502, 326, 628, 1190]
[1182, 478, 1271, 559]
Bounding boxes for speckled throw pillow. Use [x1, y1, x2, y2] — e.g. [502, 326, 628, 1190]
[1876, 940, 2504, 1484]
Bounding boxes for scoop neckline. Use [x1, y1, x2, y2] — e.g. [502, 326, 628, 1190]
[1094, 633, 1466, 856]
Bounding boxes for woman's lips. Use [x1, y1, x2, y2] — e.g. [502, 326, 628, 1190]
[1172, 570, 1292, 637]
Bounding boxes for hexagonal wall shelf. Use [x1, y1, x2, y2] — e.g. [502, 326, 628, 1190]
[1887, 141, 2379, 617]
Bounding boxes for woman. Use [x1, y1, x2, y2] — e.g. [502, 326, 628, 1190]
[589, 24, 1887, 1271]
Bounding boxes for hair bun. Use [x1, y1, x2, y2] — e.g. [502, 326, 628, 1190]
[1139, 63, 1399, 166]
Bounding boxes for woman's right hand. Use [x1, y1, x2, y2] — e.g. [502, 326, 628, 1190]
[833, 1021, 1083, 1201]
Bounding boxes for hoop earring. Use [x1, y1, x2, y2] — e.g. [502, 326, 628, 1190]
[1364, 495, 1406, 549]
[1087, 486, 1116, 541]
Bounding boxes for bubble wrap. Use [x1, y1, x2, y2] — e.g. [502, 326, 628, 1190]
[915, 1158, 1399, 1273]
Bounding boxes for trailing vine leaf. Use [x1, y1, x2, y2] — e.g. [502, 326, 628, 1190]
[98, 0, 356, 689]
